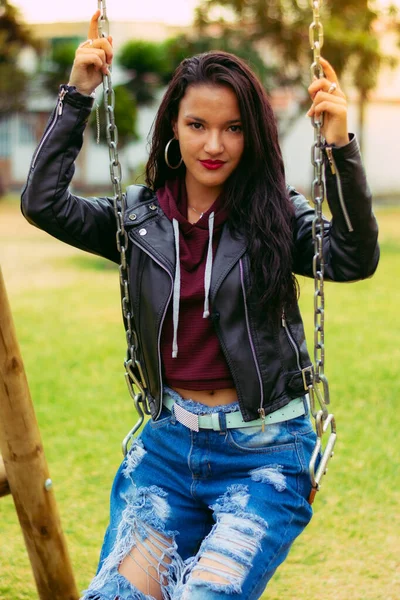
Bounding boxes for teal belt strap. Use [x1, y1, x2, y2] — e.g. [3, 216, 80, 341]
[162, 395, 307, 431]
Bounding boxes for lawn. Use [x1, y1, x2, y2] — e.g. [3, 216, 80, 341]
[0, 197, 399, 599]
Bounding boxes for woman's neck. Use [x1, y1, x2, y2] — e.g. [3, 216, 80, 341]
[185, 173, 222, 214]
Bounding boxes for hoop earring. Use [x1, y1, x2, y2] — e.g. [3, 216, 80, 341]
[165, 138, 183, 170]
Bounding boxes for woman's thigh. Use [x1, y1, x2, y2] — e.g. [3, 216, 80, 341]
[82, 408, 317, 600]
[171, 414, 316, 600]
[82, 410, 214, 599]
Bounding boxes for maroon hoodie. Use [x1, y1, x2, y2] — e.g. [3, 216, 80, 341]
[157, 178, 234, 390]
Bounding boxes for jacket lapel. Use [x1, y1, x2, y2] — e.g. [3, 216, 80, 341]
[129, 213, 176, 277]
[210, 224, 248, 302]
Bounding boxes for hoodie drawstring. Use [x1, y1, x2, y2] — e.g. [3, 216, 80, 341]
[171, 212, 215, 358]
[203, 211, 215, 319]
[172, 218, 181, 358]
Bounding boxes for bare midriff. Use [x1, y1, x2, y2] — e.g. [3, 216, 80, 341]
[171, 387, 238, 407]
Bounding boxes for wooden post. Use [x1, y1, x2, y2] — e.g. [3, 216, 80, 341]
[0, 455, 10, 497]
[0, 267, 79, 600]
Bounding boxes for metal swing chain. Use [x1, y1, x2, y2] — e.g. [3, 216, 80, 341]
[96, 0, 336, 468]
[308, 0, 337, 504]
[97, 1, 150, 455]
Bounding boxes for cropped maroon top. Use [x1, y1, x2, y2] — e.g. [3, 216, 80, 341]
[157, 178, 234, 390]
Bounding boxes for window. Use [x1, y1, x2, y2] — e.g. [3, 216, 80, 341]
[0, 119, 11, 158]
[18, 117, 36, 144]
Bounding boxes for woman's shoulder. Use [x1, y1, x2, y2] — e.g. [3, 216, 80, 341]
[125, 184, 156, 209]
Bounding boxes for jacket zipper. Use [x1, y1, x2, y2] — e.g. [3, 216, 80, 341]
[211, 317, 247, 418]
[239, 259, 264, 416]
[130, 237, 173, 420]
[281, 310, 302, 372]
[325, 147, 354, 233]
[31, 88, 68, 170]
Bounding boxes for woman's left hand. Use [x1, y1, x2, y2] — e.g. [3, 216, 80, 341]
[307, 57, 350, 147]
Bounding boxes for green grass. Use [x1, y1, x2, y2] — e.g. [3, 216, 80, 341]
[0, 200, 399, 599]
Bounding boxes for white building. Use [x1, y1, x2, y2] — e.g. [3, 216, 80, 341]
[2, 17, 399, 201]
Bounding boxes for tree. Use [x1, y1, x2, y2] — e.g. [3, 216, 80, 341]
[161, 32, 278, 88]
[91, 84, 139, 149]
[42, 40, 77, 93]
[194, 0, 399, 150]
[0, 0, 42, 115]
[118, 40, 169, 104]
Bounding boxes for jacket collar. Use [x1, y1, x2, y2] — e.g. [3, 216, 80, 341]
[124, 185, 248, 297]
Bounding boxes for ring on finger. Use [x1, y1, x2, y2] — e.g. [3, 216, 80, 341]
[79, 39, 94, 48]
[327, 82, 337, 94]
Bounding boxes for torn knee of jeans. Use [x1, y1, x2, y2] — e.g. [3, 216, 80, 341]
[81, 484, 184, 600]
[250, 464, 287, 492]
[118, 527, 174, 599]
[123, 438, 147, 478]
[174, 485, 268, 598]
[190, 550, 246, 585]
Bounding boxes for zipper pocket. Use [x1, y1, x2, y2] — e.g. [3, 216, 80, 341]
[239, 259, 264, 414]
[131, 238, 173, 420]
[282, 311, 302, 372]
[325, 147, 354, 233]
[31, 88, 68, 170]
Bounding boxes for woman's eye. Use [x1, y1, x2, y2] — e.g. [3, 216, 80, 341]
[229, 125, 242, 133]
[189, 122, 203, 130]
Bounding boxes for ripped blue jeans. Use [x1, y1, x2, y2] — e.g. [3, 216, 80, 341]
[82, 389, 316, 600]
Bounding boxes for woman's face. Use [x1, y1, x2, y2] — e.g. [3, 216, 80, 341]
[172, 84, 245, 196]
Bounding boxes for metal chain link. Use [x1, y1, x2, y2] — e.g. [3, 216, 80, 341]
[309, 1, 326, 391]
[97, 1, 150, 454]
[308, 0, 337, 503]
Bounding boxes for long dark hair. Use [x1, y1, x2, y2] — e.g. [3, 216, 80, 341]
[146, 51, 298, 317]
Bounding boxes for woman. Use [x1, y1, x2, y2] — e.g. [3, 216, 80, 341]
[21, 10, 379, 600]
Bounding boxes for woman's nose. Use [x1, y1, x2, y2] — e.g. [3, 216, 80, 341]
[204, 131, 224, 155]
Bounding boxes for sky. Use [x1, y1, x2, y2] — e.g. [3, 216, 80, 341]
[12, 0, 201, 25]
[11, 0, 400, 25]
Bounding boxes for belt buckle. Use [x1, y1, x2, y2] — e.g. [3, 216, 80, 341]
[173, 403, 200, 432]
[211, 413, 221, 431]
[302, 365, 314, 391]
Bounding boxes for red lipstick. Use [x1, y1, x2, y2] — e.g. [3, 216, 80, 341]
[200, 160, 225, 170]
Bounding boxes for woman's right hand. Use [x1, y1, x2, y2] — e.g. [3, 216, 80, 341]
[68, 10, 113, 96]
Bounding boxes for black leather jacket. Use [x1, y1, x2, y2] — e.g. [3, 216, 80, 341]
[21, 86, 380, 421]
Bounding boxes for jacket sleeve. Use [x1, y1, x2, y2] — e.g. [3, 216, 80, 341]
[21, 85, 120, 264]
[290, 134, 380, 281]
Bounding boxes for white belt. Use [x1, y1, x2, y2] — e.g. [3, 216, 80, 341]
[162, 395, 307, 432]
